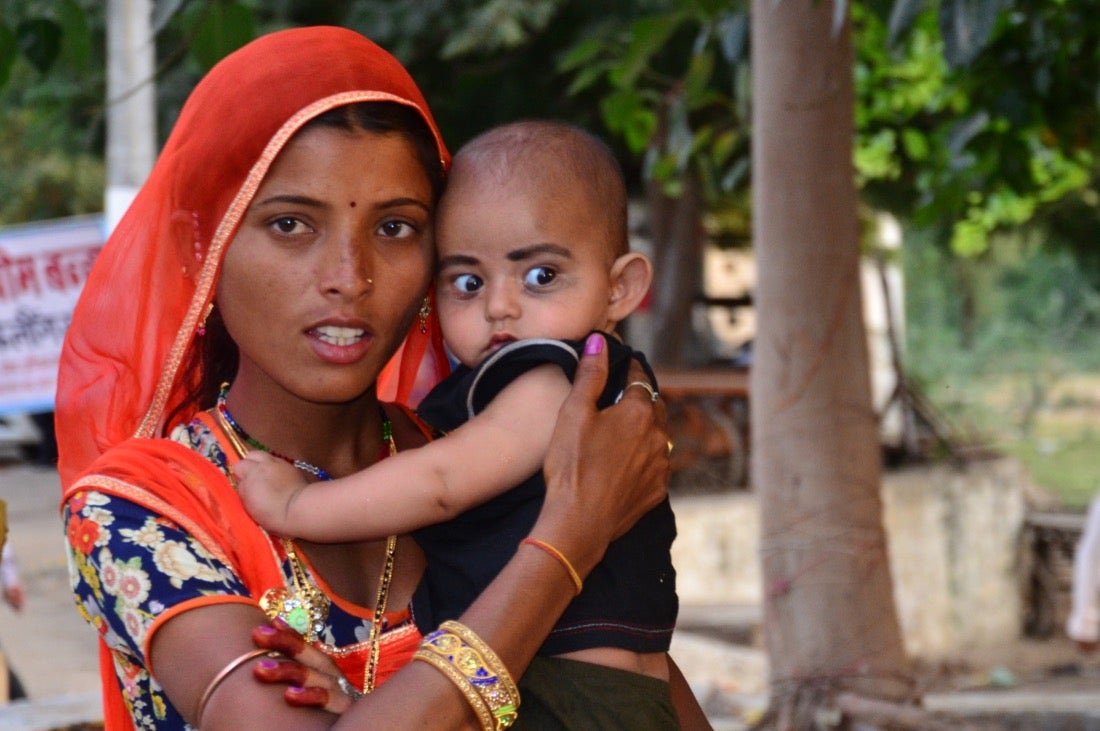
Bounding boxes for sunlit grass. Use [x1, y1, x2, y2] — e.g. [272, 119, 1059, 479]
[945, 373, 1100, 511]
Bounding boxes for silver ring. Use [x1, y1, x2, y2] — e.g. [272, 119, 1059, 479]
[337, 674, 365, 701]
[625, 380, 659, 403]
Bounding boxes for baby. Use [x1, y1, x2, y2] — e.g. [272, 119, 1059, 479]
[237, 120, 679, 715]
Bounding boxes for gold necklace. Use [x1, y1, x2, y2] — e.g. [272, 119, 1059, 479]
[212, 397, 398, 693]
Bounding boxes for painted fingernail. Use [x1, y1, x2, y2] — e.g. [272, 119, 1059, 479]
[584, 334, 604, 355]
[258, 659, 279, 670]
[256, 625, 276, 636]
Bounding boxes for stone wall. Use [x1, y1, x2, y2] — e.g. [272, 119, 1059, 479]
[670, 456, 1028, 661]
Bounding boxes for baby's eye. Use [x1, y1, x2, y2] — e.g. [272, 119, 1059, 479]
[379, 220, 416, 239]
[524, 266, 557, 287]
[271, 217, 311, 235]
[453, 273, 483, 293]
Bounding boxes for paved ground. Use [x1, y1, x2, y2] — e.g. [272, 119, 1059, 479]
[0, 461, 101, 728]
[3, 459, 1100, 730]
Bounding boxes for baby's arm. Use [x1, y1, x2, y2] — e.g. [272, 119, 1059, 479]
[235, 452, 313, 536]
[245, 364, 572, 543]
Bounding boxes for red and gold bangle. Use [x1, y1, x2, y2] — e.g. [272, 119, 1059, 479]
[520, 537, 583, 595]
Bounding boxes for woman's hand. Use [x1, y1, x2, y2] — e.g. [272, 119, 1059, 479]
[251, 620, 359, 715]
[537, 333, 671, 576]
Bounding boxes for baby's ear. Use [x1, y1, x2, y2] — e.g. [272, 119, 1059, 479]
[607, 252, 653, 324]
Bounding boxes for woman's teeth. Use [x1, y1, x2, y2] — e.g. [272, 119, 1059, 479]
[315, 326, 364, 346]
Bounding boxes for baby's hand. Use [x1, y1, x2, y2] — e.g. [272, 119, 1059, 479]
[235, 451, 310, 536]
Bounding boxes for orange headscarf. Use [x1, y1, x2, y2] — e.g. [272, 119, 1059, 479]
[56, 26, 450, 490]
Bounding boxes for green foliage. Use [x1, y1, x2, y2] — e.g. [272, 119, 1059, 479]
[557, 1, 750, 206]
[183, 1, 256, 71]
[0, 0, 95, 82]
[854, 2, 1097, 259]
[0, 1, 105, 225]
[438, 0, 562, 59]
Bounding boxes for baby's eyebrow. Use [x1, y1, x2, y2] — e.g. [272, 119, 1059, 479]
[506, 243, 572, 261]
[438, 254, 480, 270]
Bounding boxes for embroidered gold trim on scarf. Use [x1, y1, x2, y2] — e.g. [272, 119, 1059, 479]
[136, 91, 442, 440]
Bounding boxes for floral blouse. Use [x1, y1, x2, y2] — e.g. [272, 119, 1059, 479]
[64, 417, 418, 729]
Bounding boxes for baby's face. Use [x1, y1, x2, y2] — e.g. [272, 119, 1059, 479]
[434, 176, 618, 368]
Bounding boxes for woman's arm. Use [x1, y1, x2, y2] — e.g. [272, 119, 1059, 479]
[237, 365, 570, 542]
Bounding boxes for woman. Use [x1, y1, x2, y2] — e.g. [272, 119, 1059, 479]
[57, 26, 671, 730]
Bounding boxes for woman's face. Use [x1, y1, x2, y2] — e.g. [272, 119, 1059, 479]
[217, 123, 435, 404]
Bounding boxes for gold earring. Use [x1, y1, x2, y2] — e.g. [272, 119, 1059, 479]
[418, 296, 431, 334]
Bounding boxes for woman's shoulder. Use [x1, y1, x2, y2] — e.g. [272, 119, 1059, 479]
[64, 415, 230, 505]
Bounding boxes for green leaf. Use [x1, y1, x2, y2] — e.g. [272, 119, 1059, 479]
[900, 127, 930, 161]
[682, 49, 715, 103]
[950, 216, 990, 256]
[56, 0, 93, 70]
[712, 129, 739, 166]
[189, 1, 255, 71]
[600, 89, 645, 135]
[0, 22, 16, 88]
[623, 109, 657, 153]
[16, 18, 63, 73]
[558, 37, 603, 73]
[566, 62, 609, 96]
[608, 14, 682, 88]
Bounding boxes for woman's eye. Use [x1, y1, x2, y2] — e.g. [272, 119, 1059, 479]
[453, 273, 483, 293]
[271, 217, 310, 235]
[524, 266, 557, 287]
[379, 220, 415, 238]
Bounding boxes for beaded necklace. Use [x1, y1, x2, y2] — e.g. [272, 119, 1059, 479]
[213, 381, 398, 694]
[216, 382, 394, 479]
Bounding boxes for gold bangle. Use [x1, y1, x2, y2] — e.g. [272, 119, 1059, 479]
[413, 646, 495, 730]
[195, 649, 275, 725]
[520, 538, 583, 595]
[437, 619, 519, 725]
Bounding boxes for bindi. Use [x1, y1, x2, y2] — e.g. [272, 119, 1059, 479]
[349, 201, 357, 208]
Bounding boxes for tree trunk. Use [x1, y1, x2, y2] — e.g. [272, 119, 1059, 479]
[644, 174, 706, 367]
[750, 1, 912, 726]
